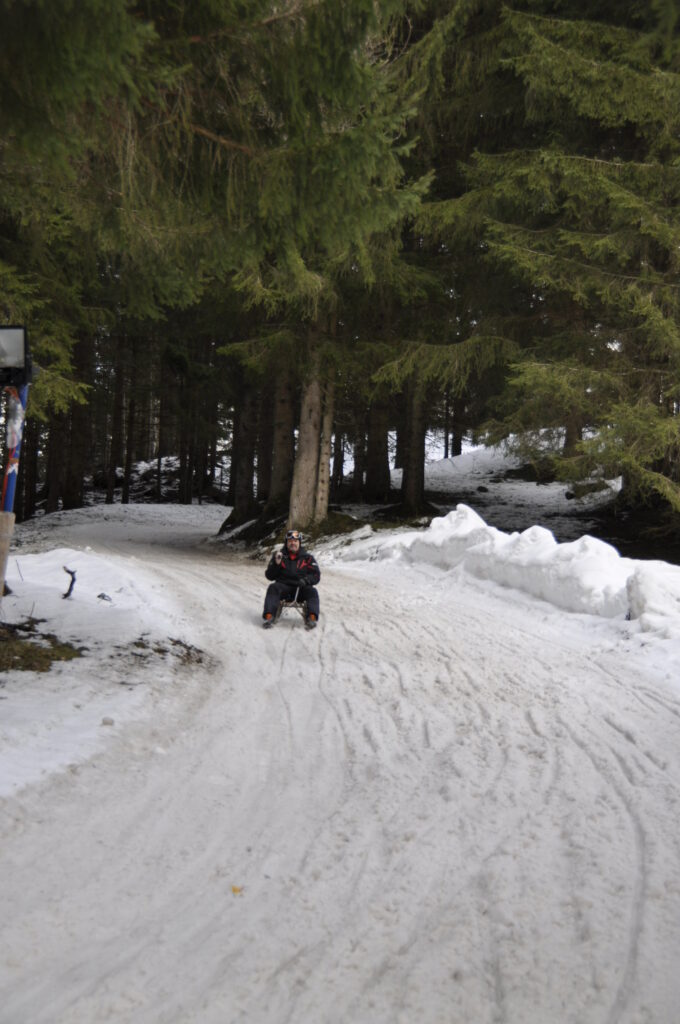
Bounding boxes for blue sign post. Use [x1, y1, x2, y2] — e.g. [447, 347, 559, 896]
[1, 327, 32, 593]
[1, 384, 29, 513]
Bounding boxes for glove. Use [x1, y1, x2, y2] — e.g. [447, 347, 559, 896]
[297, 574, 310, 588]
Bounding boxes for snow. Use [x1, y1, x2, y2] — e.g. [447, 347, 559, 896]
[325, 503, 674, 623]
[395, 441, 622, 539]
[1, 453, 680, 1023]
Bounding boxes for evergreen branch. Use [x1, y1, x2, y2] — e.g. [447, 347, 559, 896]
[502, 13, 680, 130]
[503, 5, 677, 79]
[589, 177, 674, 220]
[491, 239, 680, 289]
[560, 153, 669, 174]
[522, 360, 672, 380]
[502, 7, 643, 53]
[372, 334, 516, 391]
[632, 469, 680, 512]
[480, 148, 672, 175]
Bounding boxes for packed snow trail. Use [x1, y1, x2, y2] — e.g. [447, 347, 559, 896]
[1, 526, 680, 1023]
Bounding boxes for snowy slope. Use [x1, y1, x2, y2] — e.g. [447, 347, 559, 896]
[1, 488, 680, 1022]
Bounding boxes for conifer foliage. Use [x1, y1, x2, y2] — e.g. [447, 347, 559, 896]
[3, 0, 680, 533]
[416, 0, 680, 507]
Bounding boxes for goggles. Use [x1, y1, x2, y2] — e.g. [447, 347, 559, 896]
[286, 530, 301, 541]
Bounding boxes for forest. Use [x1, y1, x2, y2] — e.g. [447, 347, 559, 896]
[1, 0, 679, 538]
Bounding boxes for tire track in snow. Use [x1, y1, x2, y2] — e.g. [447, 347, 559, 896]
[318, 603, 571, 1023]
[418, 617, 560, 817]
[273, 622, 297, 756]
[636, 685, 680, 719]
[3, 543, 680, 1024]
[131, 555, 674, 1023]
[557, 714, 648, 1024]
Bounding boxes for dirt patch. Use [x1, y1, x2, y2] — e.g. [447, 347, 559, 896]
[0, 620, 83, 674]
[110, 635, 207, 672]
[1, 621, 208, 678]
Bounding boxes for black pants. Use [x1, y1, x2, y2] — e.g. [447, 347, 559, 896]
[263, 581, 320, 619]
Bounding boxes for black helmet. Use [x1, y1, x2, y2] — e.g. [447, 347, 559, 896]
[286, 529, 302, 544]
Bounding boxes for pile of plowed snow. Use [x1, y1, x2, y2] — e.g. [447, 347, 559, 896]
[324, 504, 680, 636]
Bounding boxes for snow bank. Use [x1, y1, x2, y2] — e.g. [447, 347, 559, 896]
[0, 545, 192, 796]
[627, 561, 680, 638]
[330, 504, 680, 634]
[4, 545, 181, 643]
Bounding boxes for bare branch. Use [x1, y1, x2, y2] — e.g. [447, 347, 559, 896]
[187, 122, 255, 156]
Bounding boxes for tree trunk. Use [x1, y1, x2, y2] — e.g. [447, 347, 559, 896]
[208, 422, 218, 494]
[195, 436, 208, 504]
[178, 380, 190, 504]
[227, 403, 238, 505]
[331, 430, 344, 499]
[17, 416, 39, 522]
[563, 415, 583, 457]
[45, 412, 67, 513]
[451, 399, 465, 457]
[450, 430, 463, 458]
[347, 413, 366, 500]
[187, 405, 197, 505]
[122, 392, 136, 504]
[62, 398, 90, 510]
[401, 381, 426, 514]
[266, 371, 296, 513]
[186, 404, 198, 505]
[231, 386, 259, 523]
[122, 335, 142, 504]
[257, 384, 275, 503]
[314, 376, 335, 523]
[106, 341, 125, 504]
[156, 350, 176, 500]
[133, 347, 153, 462]
[394, 392, 407, 469]
[364, 399, 391, 502]
[157, 357, 174, 462]
[62, 335, 93, 510]
[288, 348, 322, 529]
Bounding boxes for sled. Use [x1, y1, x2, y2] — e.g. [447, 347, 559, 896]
[268, 586, 316, 629]
[275, 585, 307, 623]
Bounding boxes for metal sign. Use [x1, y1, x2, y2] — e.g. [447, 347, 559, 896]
[0, 326, 32, 386]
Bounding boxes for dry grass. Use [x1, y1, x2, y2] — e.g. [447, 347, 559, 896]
[0, 620, 83, 673]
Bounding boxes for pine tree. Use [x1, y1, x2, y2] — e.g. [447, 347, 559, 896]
[410, 0, 680, 509]
[181, 0, 429, 528]
[0, 0, 159, 412]
[354, 0, 525, 501]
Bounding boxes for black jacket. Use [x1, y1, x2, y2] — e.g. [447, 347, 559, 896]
[265, 546, 320, 587]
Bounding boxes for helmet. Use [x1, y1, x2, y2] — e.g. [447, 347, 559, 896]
[286, 529, 302, 543]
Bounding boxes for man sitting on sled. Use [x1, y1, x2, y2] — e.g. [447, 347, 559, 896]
[262, 529, 321, 629]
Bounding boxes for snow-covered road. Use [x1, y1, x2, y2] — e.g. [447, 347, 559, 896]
[2, 511, 680, 1023]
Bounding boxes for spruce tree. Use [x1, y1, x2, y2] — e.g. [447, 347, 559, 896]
[410, 0, 680, 510]
[173, 0, 429, 528]
[0, 0, 159, 411]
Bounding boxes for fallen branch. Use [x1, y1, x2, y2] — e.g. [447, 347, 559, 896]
[62, 567, 76, 599]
